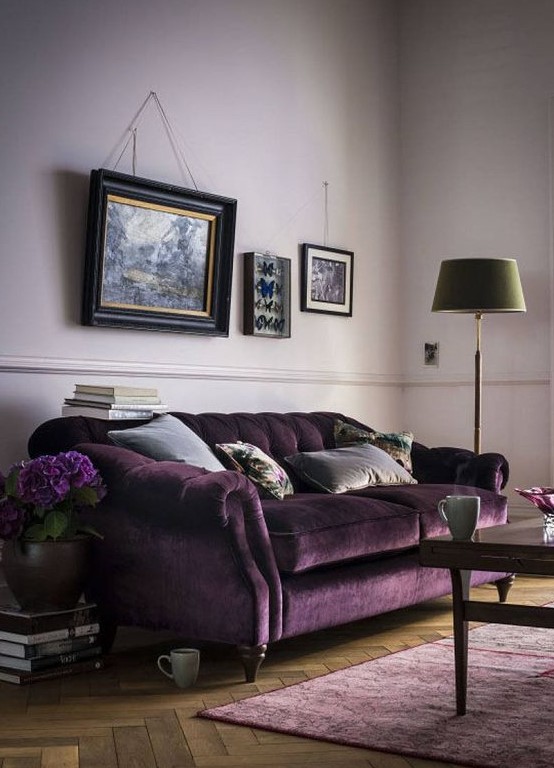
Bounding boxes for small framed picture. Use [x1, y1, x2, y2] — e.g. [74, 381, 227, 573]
[243, 252, 291, 338]
[82, 168, 237, 336]
[301, 243, 353, 316]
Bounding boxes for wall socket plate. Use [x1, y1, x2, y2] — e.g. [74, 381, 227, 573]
[424, 342, 439, 366]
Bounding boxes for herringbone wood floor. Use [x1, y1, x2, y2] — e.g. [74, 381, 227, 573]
[0, 574, 552, 768]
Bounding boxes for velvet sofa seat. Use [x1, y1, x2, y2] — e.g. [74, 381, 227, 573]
[27, 410, 512, 682]
[349, 483, 508, 538]
[263, 493, 420, 574]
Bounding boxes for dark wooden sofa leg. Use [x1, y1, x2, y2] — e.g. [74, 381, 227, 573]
[496, 574, 516, 603]
[237, 644, 267, 682]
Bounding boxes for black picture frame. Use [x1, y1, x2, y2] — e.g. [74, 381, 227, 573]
[301, 243, 353, 316]
[82, 169, 237, 336]
[243, 252, 291, 338]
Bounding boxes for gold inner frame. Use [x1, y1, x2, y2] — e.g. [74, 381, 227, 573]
[100, 194, 217, 317]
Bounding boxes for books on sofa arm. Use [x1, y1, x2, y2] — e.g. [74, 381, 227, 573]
[64, 399, 168, 411]
[67, 393, 163, 405]
[61, 405, 158, 420]
[75, 384, 158, 397]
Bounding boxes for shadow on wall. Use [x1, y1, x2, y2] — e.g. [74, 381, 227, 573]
[51, 169, 90, 327]
[0, 402, 48, 469]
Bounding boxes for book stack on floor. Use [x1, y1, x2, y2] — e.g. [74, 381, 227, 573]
[62, 383, 169, 420]
[0, 602, 104, 684]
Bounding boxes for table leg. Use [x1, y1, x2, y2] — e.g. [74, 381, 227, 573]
[450, 568, 470, 715]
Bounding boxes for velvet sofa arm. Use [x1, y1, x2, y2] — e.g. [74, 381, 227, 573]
[75, 442, 284, 642]
[454, 452, 509, 494]
[75, 442, 266, 530]
[411, 443, 509, 492]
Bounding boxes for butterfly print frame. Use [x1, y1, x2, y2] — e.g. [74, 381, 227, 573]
[243, 252, 291, 338]
[82, 169, 237, 336]
[301, 243, 353, 316]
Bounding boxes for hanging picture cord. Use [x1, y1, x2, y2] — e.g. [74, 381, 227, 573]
[262, 181, 331, 255]
[110, 91, 199, 190]
[132, 129, 137, 176]
[323, 180, 329, 247]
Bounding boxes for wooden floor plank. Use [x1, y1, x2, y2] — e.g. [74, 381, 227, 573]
[145, 712, 194, 766]
[40, 745, 79, 768]
[3, 758, 41, 768]
[78, 733, 118, 768]
[0, 751, 41, 759]
[113, 726, 157, 768]
[365, 753, 414, 768]
[176, 712, 228, 757]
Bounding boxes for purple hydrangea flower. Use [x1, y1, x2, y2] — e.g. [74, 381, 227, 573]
[59, 451, 98, 488]
[16, 455, 70, 507]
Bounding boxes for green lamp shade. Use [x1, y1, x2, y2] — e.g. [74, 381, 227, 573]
[432, 258, 526, 313]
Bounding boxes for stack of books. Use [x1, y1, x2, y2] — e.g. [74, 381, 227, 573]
[0, 602, 104, 684]
[62, 384, 169, 420]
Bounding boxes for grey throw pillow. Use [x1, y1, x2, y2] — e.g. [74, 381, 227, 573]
[108, 414, 225, 472]
[285, 443, 417, 494]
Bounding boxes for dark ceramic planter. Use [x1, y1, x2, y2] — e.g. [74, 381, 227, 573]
[2, 538, 91, 612]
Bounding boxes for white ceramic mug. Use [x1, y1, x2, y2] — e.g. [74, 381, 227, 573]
[157, 648, 200, 688]
[438, 495, 480, 540]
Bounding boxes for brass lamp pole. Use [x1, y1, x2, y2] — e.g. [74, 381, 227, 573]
[432, 258, 526, 455]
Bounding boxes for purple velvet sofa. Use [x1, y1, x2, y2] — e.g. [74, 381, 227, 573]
[27, 411, 511, 681]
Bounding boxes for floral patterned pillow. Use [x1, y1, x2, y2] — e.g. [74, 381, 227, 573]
[334, 419, 414, 473]
[215, 442, 294, 500]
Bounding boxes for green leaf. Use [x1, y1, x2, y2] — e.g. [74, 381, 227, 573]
[23, 524, 48, 542]
[5, 473, 19, 496]
[74, 486, 98, 506]
[43, 510, 68, 540]
[76, 524, 103, 540]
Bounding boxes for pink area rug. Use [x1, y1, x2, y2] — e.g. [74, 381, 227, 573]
[199, 619, 554, 768]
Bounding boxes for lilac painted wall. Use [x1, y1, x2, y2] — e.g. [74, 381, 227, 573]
[400, 0, 553, 505]
[0, 0, 402, 466]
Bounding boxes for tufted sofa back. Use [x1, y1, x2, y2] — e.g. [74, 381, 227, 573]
[28, 411, 364, 465]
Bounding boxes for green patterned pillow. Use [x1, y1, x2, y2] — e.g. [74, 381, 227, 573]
[215, 442, 294, 500]
[334, 419, 414, 473]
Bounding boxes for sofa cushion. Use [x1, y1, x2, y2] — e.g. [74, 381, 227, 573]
[262, 493, 420, 574]
[285, 444, 416, 494]
[345, 483, 508, 538]
[107, 414, 226, 471]
[215, 442, 294, 500]
[334, 419, 414, 472]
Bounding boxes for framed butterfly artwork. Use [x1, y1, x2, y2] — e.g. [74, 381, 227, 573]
[243, 252, 291, 338]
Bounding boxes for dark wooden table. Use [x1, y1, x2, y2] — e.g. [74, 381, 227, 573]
[419, 517, 554, 715]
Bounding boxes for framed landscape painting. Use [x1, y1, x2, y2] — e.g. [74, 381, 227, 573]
[82, 169, 237, 336]
[301, 243, 353, 316]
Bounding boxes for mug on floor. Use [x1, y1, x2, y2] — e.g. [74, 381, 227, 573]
[157, 647, 200, 688]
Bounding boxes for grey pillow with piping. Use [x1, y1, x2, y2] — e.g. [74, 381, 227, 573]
[285, 443, 417, 494]
[108, 414, 225, 471]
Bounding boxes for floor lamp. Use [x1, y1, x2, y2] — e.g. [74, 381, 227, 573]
[431, 258, 526, 455]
